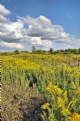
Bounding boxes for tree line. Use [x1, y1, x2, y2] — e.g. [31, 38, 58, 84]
[32, 46, 80, 54]
[0, 47, 80, 55]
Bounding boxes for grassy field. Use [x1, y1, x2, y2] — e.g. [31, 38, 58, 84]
[1, 52, 80, 121]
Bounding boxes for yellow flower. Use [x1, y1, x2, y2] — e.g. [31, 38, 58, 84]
[76, 88, 80, 95]
[61, 107, 71, 116]
[41, 103, 50, 109]
[46, 82, 63, 95]
[70, 113, 80, 121]
[57, 97, 64, 108]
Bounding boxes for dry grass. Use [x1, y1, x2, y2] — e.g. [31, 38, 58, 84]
[2, 81, 45, 121]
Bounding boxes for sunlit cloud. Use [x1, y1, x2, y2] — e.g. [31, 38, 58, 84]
[0, 4, 80, 51]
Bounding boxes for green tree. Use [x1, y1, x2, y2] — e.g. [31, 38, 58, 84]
[49, 48, 54, 54]
[79, 48, 80, 54]
[32, 46, 36, 53]
[14, 50, 20, 54]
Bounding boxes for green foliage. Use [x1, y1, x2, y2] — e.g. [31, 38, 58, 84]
[32, 46, 36, 53]
[1, 52, 80, 121]
[14, 50, 20, 54]
[49, 48, 54, 54]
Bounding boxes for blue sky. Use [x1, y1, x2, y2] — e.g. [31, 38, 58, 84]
[0, 0, 80, 51]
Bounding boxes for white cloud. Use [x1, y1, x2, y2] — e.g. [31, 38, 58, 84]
[19, 15, 79, 47]
[0, 14, 7, 22]
[25, 36, 52, 48]
[0, 40, 24, 49]
[0, 4, 11, 16]
[0, 4, 80, 51]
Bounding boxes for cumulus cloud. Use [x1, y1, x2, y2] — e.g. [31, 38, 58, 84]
[0, 4, 80, 51]
[19, 15, 79, 47]
[0, 40, 24, 48]
[0, 4, 11, 16]
[0, 14, 7, 22]
[0, 4, 24, 49]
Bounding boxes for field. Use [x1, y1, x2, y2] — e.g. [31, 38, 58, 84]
[1, 52, 80, 121]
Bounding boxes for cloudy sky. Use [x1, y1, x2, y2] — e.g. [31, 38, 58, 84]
[0, 0, 80, 51]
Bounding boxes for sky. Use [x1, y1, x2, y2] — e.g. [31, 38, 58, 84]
[0, 0, 80, 51]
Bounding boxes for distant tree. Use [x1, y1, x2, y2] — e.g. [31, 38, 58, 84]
[55, 50, 61, 54]
[14, 50, 20, 54]
[79, 48, 80, 54]
[32, 46, 36, 53]
[60, 49, 65, 53]
[49, 48, 54, 54]
[36, 50, 44, 54]
[72, 49, 79, 54]
[21, 50, 29, 53]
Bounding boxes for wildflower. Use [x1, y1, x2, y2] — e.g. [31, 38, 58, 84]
[61, 107, 71, 116]
[46, 82, 63, 95]
[57, 97, 64, 108]
[70, 113, 80, 121]
[41, 103, 50, 109]
[76, 88, 80, 95]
